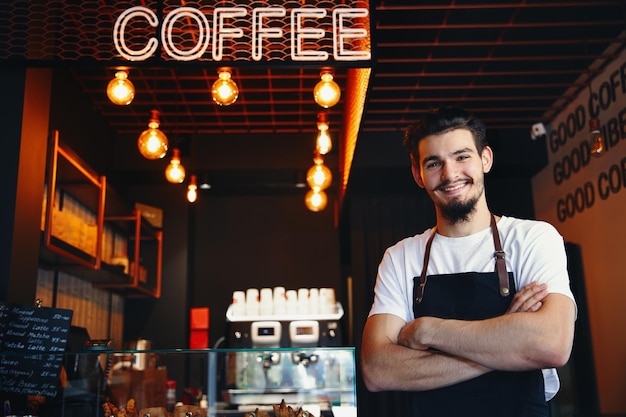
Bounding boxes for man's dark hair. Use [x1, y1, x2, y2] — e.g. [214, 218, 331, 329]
[402, 106, 488, 161]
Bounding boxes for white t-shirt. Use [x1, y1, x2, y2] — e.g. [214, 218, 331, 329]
[368, 216, 577, 401]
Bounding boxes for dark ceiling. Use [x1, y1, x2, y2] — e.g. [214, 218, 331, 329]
[67, 1, 626, 132]
[6, 0, 626, 197]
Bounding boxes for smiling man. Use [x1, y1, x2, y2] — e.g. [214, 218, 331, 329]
[360, 106, 577, 417]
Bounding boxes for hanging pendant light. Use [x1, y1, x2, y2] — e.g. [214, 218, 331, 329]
[313, 69, 341, 108]
[138, 109, 168, 160]
[199, 174, 212, 190]
[305, 189, 328, 212]
[306, 152, 332, 191]
[589, 118, 606, 156]
[165, 148, 186, 183]
[316, 129, 332, 155]
[211, 67, 239, 106]
[316, 112, 332, 155]
[107, 69, 135, 105]
[187, 175, 198, 203]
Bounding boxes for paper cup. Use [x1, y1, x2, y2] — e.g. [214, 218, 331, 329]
[273, 286, 286, 315]
[246, 288, 260, 316]
[309, 288, 320, 314]
[320, 287, 336, 313]
[232, 290, 246, 316]
[297, 288, 310, 314]
[260, 288, 273, 315]
[285, 289, 298, 315]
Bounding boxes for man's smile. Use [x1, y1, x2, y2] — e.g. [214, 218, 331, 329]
[437, 181, 471, 194]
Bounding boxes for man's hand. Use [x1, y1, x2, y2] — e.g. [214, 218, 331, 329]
[506, 281, 548, 314]
[397, 316, 433, 350]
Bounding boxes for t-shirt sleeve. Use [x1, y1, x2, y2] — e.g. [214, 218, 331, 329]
[368, 246, 413, 322]
[512, 220, 577, 313]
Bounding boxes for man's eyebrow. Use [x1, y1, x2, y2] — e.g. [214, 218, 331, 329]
[421, 147, 474, 165]
[452, 147, 474, 155]
[422, 155, 440, 165]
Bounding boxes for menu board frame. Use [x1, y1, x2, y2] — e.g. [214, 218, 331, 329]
[0, 303, 73, 397]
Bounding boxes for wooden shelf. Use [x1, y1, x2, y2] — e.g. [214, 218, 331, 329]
[39, 234, 97, 269]
[94, 210, 163, 298]
[40, 130, 162, 298]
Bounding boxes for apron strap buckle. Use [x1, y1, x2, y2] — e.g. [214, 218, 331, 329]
[494, 250, 510, 297]
[415, 280, 427, 303]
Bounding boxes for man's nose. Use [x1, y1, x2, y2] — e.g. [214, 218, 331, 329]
[440, 162, 455, 181]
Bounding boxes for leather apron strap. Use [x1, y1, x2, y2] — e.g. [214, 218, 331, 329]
[491, 214, 510, 297]
[415, 226, 436, 303]
[415, 214, 510, 303]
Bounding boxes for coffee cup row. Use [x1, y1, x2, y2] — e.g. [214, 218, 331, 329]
[231, 287, 337, 316]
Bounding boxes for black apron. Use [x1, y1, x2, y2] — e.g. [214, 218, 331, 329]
[411, 215, 547, 417]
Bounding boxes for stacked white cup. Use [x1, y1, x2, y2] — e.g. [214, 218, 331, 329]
[285, 289, 298, 315]
[231, 290, 246, 316]
[297, 288, 310, 315]
[259, 288, 274, 316]
[309, 288, 320, 314]
[232, 287, 337, 317]
[273, 286, 286, 316]
[319, 287, 337, 314]
[246, 288, 260, 316]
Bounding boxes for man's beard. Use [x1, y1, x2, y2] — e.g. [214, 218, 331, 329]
[440, 195, 478, 224]
[435, 179, 482, 224]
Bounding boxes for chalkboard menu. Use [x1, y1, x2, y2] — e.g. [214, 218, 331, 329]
[0, 303, 73, 397]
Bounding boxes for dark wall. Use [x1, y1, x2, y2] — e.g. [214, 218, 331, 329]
[122, 183, 190, 349]
[1, 67, 26, 302]
[49, 69, 116, 175]
[190, 192, 341, 346]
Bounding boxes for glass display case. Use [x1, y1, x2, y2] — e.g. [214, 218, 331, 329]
[0, 347, 356, 417]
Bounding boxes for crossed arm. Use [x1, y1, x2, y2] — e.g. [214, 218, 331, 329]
[360, 282, 576, 392]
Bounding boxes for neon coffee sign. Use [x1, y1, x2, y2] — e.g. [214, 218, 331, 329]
[113, 5, 371, 62]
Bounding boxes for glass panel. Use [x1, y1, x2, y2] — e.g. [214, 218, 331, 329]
[0, 347, 356, 417]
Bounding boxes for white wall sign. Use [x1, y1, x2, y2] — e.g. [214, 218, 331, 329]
[534, 50, 626, 223]
[531, 47, 626, 414]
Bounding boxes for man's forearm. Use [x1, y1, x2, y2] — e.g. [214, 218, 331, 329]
[411, 295, 575, 371]
[361, 339, 490, 392]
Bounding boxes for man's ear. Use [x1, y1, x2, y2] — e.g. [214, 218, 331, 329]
[482, 146, 494, 174]
[410, 154, 425, 188]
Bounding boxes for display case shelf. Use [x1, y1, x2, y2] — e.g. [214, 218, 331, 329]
[40, 130, 162, 298]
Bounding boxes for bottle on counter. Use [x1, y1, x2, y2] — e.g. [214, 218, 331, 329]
[166, 379, 177, 412]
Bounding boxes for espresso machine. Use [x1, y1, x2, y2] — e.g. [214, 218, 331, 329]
[222, 287, 354, 412]
[225, 287, 344, 349]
